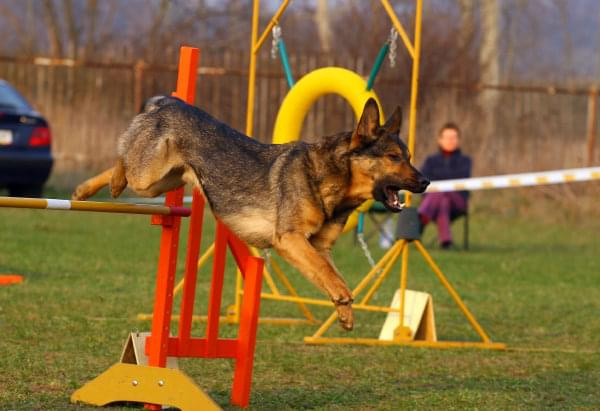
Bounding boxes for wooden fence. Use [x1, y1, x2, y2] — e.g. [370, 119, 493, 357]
[0, 51, 597, 187]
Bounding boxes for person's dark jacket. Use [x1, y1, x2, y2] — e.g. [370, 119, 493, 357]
[420, 149, 472, 200]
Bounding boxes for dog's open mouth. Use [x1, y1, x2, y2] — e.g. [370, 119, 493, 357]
[383, 186, 405, 212]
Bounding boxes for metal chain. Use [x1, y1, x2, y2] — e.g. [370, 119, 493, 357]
[388, 28, 398, 68]
[263, 234, 380, 276]
[262, 248, 273, 273]
[271, 25, 282, 60]
[357, 232, 381, 274]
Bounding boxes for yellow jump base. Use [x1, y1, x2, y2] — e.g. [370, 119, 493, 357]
[71, 363, 221, 411]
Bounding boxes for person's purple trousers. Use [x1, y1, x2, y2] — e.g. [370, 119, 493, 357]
[418, 192, 467, 244]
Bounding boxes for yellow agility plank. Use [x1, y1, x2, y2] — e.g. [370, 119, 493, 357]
[71, 363, 221, 411]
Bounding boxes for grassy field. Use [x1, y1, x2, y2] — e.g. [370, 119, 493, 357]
[1, 194, 599, 410]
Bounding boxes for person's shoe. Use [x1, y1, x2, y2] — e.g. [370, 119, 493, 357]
[441, 241, 453, 250]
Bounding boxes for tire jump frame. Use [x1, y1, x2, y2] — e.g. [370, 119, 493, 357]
[137, 0, 506, 351]
[243, 0, 505, 350]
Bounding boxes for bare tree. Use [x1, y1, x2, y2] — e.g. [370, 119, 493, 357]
[42, 0, 64, 58]
[146, 0, 170, 62]
[94, 0, 119, 58]
[315, 0, 332, 53]
[456, 0, 476, 82]
[24, 0, 37, 55]
[62, 0, 80, 59]
[457, 0, 474, 52]
[477, 0, 501, 168]
[597, 11, 600, 79]
[557, 0, 573, 83]
[83, 0, 98, 61]
[479, 1, 500, 85]
[478, 0, 500, 113]
[0, 0, 38, 56]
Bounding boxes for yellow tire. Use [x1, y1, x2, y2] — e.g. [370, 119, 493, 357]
[272, 67, 384, 232]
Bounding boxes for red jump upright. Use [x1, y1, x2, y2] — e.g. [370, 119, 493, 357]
[71, 46, 264, 410]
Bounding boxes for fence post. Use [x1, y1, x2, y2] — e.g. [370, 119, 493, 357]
[133, 59, 145, 113]
[586, 87, 598, 166]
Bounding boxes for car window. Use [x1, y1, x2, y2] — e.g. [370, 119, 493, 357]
[0, 83, 32, 111]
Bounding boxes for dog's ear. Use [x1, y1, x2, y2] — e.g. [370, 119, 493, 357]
[351, 98, 380, 150]
[383, 106, 402, 134]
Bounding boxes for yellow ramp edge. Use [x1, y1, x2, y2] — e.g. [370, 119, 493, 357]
[71, 363, 221, 411]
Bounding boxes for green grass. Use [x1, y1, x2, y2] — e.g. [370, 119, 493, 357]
[1, 199, 599, 410]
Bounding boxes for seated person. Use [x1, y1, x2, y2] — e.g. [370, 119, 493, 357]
[419, 122, 472, 249]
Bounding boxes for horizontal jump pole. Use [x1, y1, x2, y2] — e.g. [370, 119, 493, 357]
[0, 196, 191, 217]
[427, 166, 600, 193]
[259, 292, 412, 314]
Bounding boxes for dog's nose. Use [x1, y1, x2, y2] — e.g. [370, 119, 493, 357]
[418, 176, 430, 190]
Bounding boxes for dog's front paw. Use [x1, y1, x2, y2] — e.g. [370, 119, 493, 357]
[334, 298, 354, 331]
[71, 183, 91, 201]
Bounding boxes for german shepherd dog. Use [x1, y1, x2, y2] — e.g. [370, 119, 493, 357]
[72, 97, 429, 330]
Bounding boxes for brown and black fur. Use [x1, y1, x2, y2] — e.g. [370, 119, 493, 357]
[72, 96, 429, 330]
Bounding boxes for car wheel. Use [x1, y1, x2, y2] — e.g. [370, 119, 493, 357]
[8, 184, 44, 198]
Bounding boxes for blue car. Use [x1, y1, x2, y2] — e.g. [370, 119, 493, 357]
[0, 80, 53, 197]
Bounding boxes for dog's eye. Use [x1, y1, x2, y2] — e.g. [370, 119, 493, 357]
[387, 154, 403, 162]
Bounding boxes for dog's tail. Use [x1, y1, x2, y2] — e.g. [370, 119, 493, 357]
[71, 158, 128, 200]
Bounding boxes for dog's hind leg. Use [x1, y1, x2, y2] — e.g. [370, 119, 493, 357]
[273, 232, 354, 330]
[110, 158, 128, 198]
[71, 167, 115, 200]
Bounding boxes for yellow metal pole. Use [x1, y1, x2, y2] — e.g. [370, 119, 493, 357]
[245, 0, 261, 137]
[260, 293, 409, 314]
[197, 243, 216, 268]
[253, 0, 291, 54]
[360, 241, 405, 304]
[408, 0, 422, 157]
[260, 266, 281, 296]
[173, 244, 215, 295]
[268, 257, 318, 323]
[304, 336, 506, 350]
[310, 310, 339, 339]
[398, 242, 409, 330]
[351, 239, 404, 297]
[379, 0, 415, 59]
[404, 0, 422, 208]
[231, 268, 242, 323]
[414, 240, 492, 343]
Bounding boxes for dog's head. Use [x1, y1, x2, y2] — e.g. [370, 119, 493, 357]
[348, 99, 429, 212]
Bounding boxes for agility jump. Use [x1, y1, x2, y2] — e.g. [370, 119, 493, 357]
[132, 0, 507, 351]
